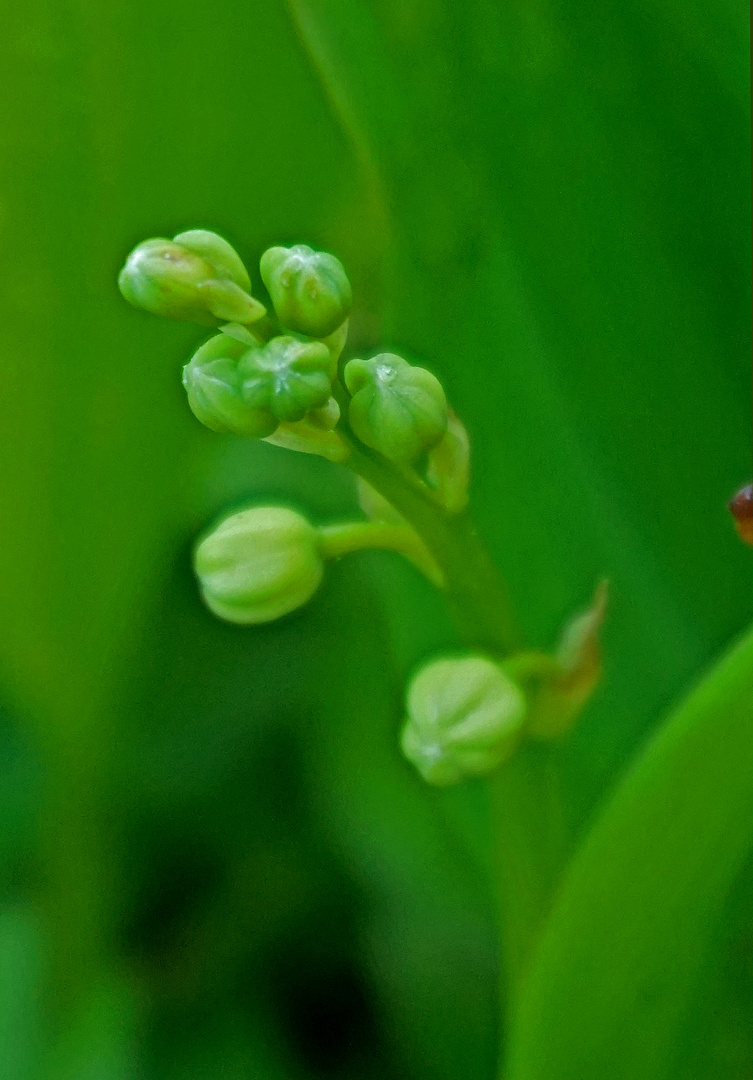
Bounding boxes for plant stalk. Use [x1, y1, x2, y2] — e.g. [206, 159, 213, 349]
[334, 414, 571, 1036]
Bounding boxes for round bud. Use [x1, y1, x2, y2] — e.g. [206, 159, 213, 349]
[400, 656, 527, 786]
[194, 506, 325, 624]
[118, 231, 265, 325]
[238, 336, 333, 423]
[344, 353, 448, 464]
[260, 244, 352, 338]
[182, 335, 278, 438]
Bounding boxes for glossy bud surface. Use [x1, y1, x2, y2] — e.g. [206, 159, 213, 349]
[182, 335, 278, 438]
[344, 353, 448, 464]
[238, 336, 333, 423]
[260, 244, 352, 338]
[173, 229, 252, 291]
[401, 656, 527, 785]
[194, 506, 324, 624]
[118, 231, 264, 325]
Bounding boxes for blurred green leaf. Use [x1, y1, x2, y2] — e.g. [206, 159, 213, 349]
[505, 623, 753, 1080]
[0, 906, 40, 1080]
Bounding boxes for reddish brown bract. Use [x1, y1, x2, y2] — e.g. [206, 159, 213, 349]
[729, 484, 753, 545]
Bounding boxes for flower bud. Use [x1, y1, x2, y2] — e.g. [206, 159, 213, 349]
[238, 336, 333, 423]
[194, 506, 324, 624]
[182, 335, 278, 438]
[118, 231, 265, 325]
[400, 656, 527, 786]
[260, 244, 352, 338]
[344, 353, 448, 464]
[172, 229, 252, 291]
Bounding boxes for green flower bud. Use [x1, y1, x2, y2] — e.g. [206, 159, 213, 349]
[238, 336, 333, 423]
[172, 229, 252, 291]
[400, 656, 527, 786]
[194, 506, 324, 624]
[118, 231, 265, 326]
[260, 244, 352, 338]
[344, 353, 448, 464]
[181, 335, 278, 438]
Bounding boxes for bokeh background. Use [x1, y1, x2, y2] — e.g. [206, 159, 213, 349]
[0, 1, 750, 1077]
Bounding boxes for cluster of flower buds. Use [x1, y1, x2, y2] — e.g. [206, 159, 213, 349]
[182, 332, 334, 438]
[118, 228, 468, 494]
[120, 231, 352, 448]
[119, 228, 606, 789]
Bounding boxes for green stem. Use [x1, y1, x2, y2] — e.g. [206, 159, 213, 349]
[331, 398, 570, 1030]
[502, 651, 562, 686]
[318, 520, 444, 587]
[340, 436, 521, 655]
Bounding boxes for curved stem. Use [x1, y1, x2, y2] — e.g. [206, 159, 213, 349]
[318, 520, 444, 587]
[331, 381, 570, 1031]
[340, 436, 522, 655]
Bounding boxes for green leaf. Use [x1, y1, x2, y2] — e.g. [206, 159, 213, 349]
[0, 0, 360, 1063]
[505, 623, 753, 1080]
[0, 906, 40, 1080]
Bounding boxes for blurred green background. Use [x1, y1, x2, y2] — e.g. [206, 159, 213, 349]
[0, 1, 750, 1077]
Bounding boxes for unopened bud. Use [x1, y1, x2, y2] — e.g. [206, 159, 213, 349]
[400, 656, 527, 786]
[118, 230, 265, 325]
[194, 506, 324, 624]
[173, 229, 252, 291]
[182, 335, 278, 438]
[344, 353, 448, 465]
[238, 336, 332, 423]
[260, 244, 351, 338]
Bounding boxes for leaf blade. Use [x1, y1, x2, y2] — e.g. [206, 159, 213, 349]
[506, 622, 753, 1080]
